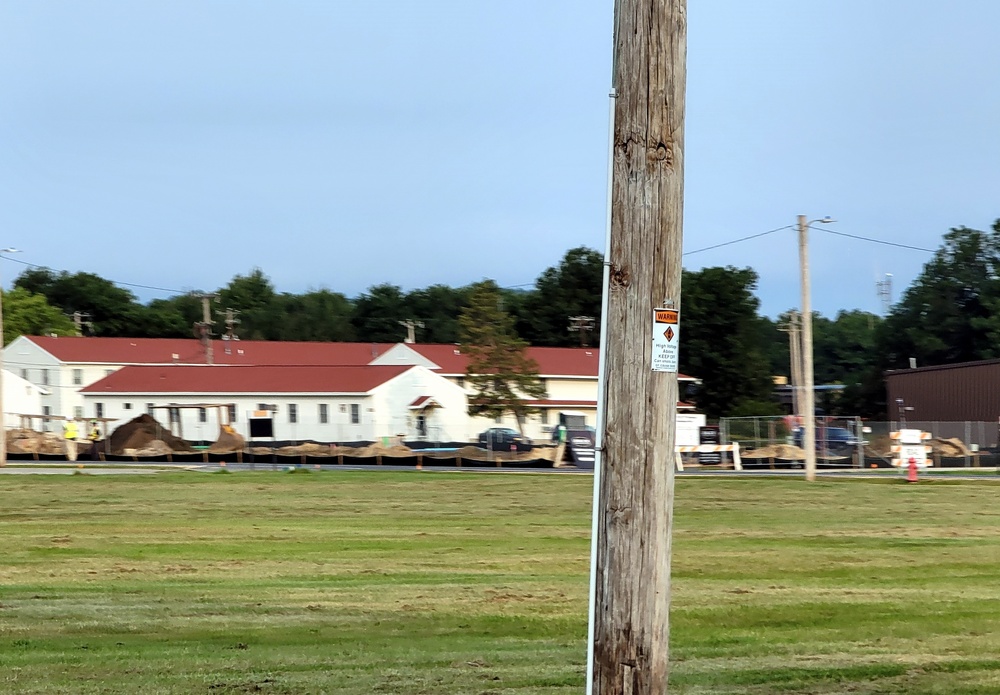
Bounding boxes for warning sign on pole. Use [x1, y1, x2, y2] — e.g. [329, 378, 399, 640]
[652, 308, 679, 373]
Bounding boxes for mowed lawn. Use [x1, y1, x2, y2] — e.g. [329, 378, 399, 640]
[3, 473, 1000, 694]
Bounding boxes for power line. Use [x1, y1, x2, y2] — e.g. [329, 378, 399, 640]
[0, 255, 188, 296]
[809, 226, 936, 253]
[682, 225, 793, 256]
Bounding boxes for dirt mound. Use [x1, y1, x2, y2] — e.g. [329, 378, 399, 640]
[742, 444, 807, 461]
[342, 443, 415, 457]
[278, 442, 336, 456]
[208, 425, 246, 454]
[930, 437, 973, 457]
[124, 440, 174, 457]
[108, 414, 194, 455]
[6, 428, 67, 455]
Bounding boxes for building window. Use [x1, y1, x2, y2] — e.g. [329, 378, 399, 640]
[339, 404, 347, 413]
[95, 403, 104, 418]
[456, 377, 464, 388]
[227, 404, 237, 423]
[198, 408, 207, 423]
[494, 415, 502, 424]
[319, 404, 329, 424]
[169, 407, 180, 424]
[288, 404, 298, 424]
[20, 368, 27, 380]
[416, 414, 427, 437]
[124, 403, 132, 410]
[350, 404, 360, 425]
[105, 369, 114, 377]
[74, 406, 83, 419]
[257, 403, 277, 413]
[147, 403, 155, 415]
[540, 409, 549, 425]
[41, 369, 49, 386]
[72, 369, 83, 386]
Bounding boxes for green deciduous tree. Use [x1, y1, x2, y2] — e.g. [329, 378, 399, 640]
[351, 284, 411, 343]
[218, 268, 280, 340]
[680, 267, 774, 418]
[881, 222, 1000, 368]
[517, 247, 604, 346]
[459, 280, 547, 431]
[13, 268, 147, 336]
[2, 287, 77, 344]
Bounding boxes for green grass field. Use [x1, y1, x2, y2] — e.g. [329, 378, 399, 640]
[2, 471, 1000, 694]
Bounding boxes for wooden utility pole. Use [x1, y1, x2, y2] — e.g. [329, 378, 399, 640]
[193, 293, 218, 365]
[590, 1, 686, 694]
[779, 311, 803, 420]
[797, 215, 817, 481]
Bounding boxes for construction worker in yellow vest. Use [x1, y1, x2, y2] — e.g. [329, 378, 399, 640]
[63, 419, 79, 462]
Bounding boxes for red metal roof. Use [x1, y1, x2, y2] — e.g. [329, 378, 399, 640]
[80, 365, 411, 394]
[24, 336, 698, 381]
[25, 336, 394, 366]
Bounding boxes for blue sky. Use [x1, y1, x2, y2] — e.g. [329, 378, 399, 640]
[1, 1, 997, 318]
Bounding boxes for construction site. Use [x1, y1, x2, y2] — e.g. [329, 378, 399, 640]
[4, 414, 565, 468]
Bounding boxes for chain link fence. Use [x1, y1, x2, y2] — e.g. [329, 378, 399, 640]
[718, 417, 1000, 468]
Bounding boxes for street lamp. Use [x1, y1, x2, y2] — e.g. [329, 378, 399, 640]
[0, 248, 21, 467]
[797, 216, 833, 482]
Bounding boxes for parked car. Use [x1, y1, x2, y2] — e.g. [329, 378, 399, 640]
[477, 427, 532, 452]
[793, 426, 865, 453]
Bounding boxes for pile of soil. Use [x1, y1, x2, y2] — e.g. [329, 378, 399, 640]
[123, 440, 174, 457]
[742, 444, 807, 461]
[930, 437, 974, 457]
[208, 425, 246, 454]
[108, 414, 194, 455]
[335, 443, 415, 457]
[277, 442, 336, 456]
[6, 428, 67, 455]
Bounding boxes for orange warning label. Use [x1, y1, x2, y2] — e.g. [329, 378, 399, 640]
[654, 310, 679, 324]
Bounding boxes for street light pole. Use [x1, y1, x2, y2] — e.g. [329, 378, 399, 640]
[0, 248, 21, 468]
[797, 216, 832, 482]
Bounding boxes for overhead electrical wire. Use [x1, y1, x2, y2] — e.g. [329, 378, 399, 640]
[0, 254, 188, 296]
[809, 225, 936, 254]
[682, 225, 794, 256]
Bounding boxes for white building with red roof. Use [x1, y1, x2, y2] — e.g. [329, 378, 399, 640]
[79, 363, 466, 443]
[2, 335, 700, 443]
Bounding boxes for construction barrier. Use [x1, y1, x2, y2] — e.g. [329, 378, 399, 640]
[675, 443, 742, 472]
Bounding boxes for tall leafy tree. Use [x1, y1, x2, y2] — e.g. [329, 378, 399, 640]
[680, 267, 774, 418]
[13, 268, 147, 336]
[278, 289, 356, 342]
[458, 280, 547, 431]
[351, 284, 412, 343]
[881, 222, 1000, 368]
[517, 247, 604, 346]
[2, 288, 77, 344]
[218, 268, 280, 340]
[405, 284, 470, 343]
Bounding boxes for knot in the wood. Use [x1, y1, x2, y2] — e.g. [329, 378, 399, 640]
[610, 264, 631, 288]
[648, 141, 671, 164]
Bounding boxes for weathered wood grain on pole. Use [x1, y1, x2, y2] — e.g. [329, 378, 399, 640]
[592, 1, 686, 693]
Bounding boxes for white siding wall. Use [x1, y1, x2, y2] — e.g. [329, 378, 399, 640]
[3, 337, 64, 417]
[80, 366, 468, 444]
[369, 366, 468, 442]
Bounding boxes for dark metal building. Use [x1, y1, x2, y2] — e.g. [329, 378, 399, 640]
[886, 359, 1000, 422]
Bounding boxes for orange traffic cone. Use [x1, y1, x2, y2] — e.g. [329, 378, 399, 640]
[907, 457, 918, 483]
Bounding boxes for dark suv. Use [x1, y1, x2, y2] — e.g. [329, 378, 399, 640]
[793, 426, 864, 454]
[477, 427, 532, 452]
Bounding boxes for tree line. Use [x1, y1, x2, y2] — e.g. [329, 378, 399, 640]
[5, 219, 998, 419]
